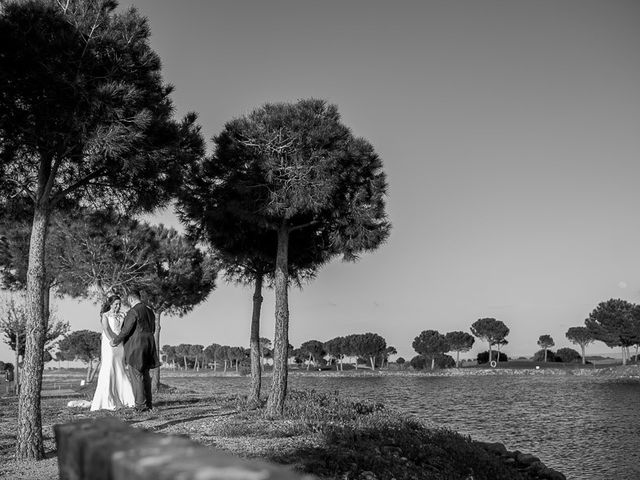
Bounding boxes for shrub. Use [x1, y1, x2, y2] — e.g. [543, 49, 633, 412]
[434, 353, 455, 369]
[532, 349, 561, 362]
[476, 351, 508, 364]
[555, 347, 582, 363]
[409, 355, 426, 369]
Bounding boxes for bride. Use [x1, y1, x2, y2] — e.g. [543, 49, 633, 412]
[90, 295, 135, 411]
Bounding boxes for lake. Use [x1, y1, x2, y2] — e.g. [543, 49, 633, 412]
[164, 371, 640, 480]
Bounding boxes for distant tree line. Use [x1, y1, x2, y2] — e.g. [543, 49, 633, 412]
[162, 344, 249, 372]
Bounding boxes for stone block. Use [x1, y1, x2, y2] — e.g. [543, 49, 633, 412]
[55, 417, 128, 480]
[111, 443, 304, 480]
[55, 417, 314, 480]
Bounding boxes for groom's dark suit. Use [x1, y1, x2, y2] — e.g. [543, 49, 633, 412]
[112, 302, 160, 410]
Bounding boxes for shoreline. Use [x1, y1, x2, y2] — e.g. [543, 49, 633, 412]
[149, 364, 640, 379]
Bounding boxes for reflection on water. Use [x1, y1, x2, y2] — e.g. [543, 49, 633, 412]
[165, 373, 640, 480]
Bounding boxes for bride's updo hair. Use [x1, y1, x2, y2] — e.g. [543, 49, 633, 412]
[100, 295, 121, 315]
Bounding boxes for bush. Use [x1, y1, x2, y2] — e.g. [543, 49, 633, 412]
[555, 347, 582, 363]
[409, 355, 426, 369]
[476, 351, 508, 364]
[434, 353, 455, 368]
[408, 354, 455, 369]
[532, 349, 561, 362]
[267, 390, 531, 480]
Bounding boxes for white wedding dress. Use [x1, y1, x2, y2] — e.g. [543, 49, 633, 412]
[90, 312, 136, 411]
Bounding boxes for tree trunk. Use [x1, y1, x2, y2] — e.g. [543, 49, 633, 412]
[183, 356, 187, 370]
[17, 204, 50, 460]
[15, 335, 20, 395]
[580, 344, 586, 365]
[544, 348, 548, 363]
[306, 355, 311, 371]
[621, 346, 626, 366]
[266, 224, 289, 417]
[488, 343, 493, 366]
[496, 344, 501, 364]
[370, 356, 375, 370]
[430, 357, 435, 370]
[89, 360, 100, 382]
[152, 311, 163, 393]
[248, 273, 264, 406]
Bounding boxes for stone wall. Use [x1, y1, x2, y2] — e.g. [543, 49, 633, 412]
[54, 417, 314, 480]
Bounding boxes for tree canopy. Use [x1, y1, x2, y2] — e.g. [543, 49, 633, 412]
[412, 330, 449, 370]
[347, 333, 387, 370]
[585, 298, 639, 365]
[57, 329, 101, 381]
[537, 335, 555, 362]
[445, 331, 475, 367]
[0, 297, 68, 357]
[299, 340, 326, 369]
[470, 318, 509, 364]
[178, 99, 390, 416]
[565, 326, 594, 350]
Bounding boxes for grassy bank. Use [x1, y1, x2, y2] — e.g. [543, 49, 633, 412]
[0, 373, 569, 480]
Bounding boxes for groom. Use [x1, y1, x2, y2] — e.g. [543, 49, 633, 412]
[111, 289, 160, 412]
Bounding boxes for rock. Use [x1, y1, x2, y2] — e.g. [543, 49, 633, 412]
[516, 452, 540, 466]
[360, 471, 378, 480]
[67, 399, 91, 408]
[543, 468, 567, 480]
[524, 460, 546, 475]
[479, 441, 508, 456]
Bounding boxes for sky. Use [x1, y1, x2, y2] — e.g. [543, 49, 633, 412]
[3, 0, 640, 363]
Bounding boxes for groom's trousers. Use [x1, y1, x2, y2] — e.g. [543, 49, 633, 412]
[129, 367, 152, 410]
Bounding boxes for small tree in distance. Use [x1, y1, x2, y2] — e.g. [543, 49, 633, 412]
[565, 326, 594, 365]
[57, 330, 101, 383]
[445, 331, 475, 368]
[324, 336, 347, 371]
[0, 297, 69, 390]
[537, 335, 555, 362]
[470, 318, 509, 365]
[144, 226, 216, 390]
[350, 333, 387, 370]
[299, 340, 326, 370]
[413, 330, 449, 370]
[381, 346, 397, 368]
[585, 299, 637, 365]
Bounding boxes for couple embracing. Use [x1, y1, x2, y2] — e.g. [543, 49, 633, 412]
[90, 289, 160, 413]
